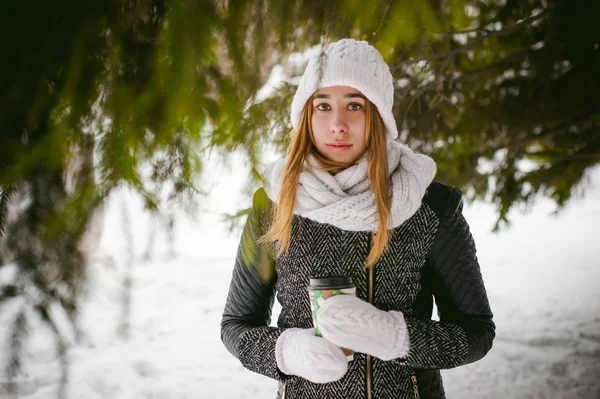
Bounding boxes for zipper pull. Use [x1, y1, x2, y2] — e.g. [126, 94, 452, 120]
[411, 375, 420, 399]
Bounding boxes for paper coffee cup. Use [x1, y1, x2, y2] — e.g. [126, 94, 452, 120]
[308, 276, 356, 360]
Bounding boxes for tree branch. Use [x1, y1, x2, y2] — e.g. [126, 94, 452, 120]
[395, 8, 549, 66]
[467, 109, 600, 162]
[524, 150, 600, 162]
[438, 8, 549, 37]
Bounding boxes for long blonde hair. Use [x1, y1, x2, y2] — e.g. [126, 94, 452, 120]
[260, 97, 391, 268]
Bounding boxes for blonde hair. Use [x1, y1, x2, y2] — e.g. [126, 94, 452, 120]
[260, 97, 391, 268]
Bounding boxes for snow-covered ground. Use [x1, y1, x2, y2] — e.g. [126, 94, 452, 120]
[1, 159, 599, 399]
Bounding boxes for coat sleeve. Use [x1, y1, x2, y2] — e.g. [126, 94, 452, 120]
[398, 185, 495, 369]
[220, 188, 287, 381]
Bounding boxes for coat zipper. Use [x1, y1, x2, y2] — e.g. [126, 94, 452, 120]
[411, 375, 420, 399]
[366, 264, 374, 399]
[366, 234, 375, 399]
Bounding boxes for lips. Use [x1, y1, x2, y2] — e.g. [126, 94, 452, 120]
[326, 142, 353, 152]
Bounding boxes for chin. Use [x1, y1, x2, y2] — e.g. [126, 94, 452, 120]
[318, 148, 361, 166]
[331, 155, 359, 165]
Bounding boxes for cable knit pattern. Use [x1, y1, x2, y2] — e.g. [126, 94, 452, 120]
[291, 38, 398, 139]
[263, 140, 436, 232]
[317, 294, 411, 361]
[275, 328, 348, 383]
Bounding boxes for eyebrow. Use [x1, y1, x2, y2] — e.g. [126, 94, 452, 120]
[313, 93, 367, 100]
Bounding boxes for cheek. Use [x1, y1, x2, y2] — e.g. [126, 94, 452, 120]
[349, 115, 367, 135]
[311, 115, 329, 137]
[311, 113, 327, 128]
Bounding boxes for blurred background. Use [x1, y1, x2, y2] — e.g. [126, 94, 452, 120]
[1, 0, 599, 398]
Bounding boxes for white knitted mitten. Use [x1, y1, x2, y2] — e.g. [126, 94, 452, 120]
[275, 328, 348, 383]
[317, 295, 410, 361]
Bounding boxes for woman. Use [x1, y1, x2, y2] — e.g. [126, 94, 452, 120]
[221, 38, 495, 399]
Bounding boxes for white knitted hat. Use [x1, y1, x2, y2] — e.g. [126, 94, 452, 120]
[290, 38, 398, 140]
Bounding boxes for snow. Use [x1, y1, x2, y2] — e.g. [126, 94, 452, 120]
[1, 160, 600, 399]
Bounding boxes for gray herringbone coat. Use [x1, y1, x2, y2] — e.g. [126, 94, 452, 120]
[221, 182, 495, 399]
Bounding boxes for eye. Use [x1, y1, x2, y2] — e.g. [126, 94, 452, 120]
[316, 103, 331, 111]
[348, 103, 363, 111]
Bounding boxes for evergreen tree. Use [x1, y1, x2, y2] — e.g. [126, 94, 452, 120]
[0, 0, 597, 396]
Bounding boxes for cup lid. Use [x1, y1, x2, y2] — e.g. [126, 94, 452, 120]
[308, 276, 354, 289]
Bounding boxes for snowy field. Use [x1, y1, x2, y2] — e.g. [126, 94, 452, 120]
[1, 160, 600, 399]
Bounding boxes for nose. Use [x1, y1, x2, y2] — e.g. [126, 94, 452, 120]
[329, 109, 348, 134]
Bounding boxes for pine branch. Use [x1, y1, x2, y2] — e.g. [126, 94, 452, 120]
[395, 8, 550, 67]
[466, 109, 600, 161]
[438, 8, 549, 38]
[524, 150, 600, 162]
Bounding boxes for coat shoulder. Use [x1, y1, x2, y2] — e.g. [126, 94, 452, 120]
[250, 187, 274, 230]
[423, 181, 463, 219]
[252, 187, 272, 209]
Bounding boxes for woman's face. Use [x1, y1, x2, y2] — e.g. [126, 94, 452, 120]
[311, 86, 368, 165]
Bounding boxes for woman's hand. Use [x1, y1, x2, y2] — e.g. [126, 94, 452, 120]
[317, 295, 410, 361]
[275, 328, 348, 383]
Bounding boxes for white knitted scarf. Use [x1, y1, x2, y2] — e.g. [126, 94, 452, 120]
[263, 140, 437, 232]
